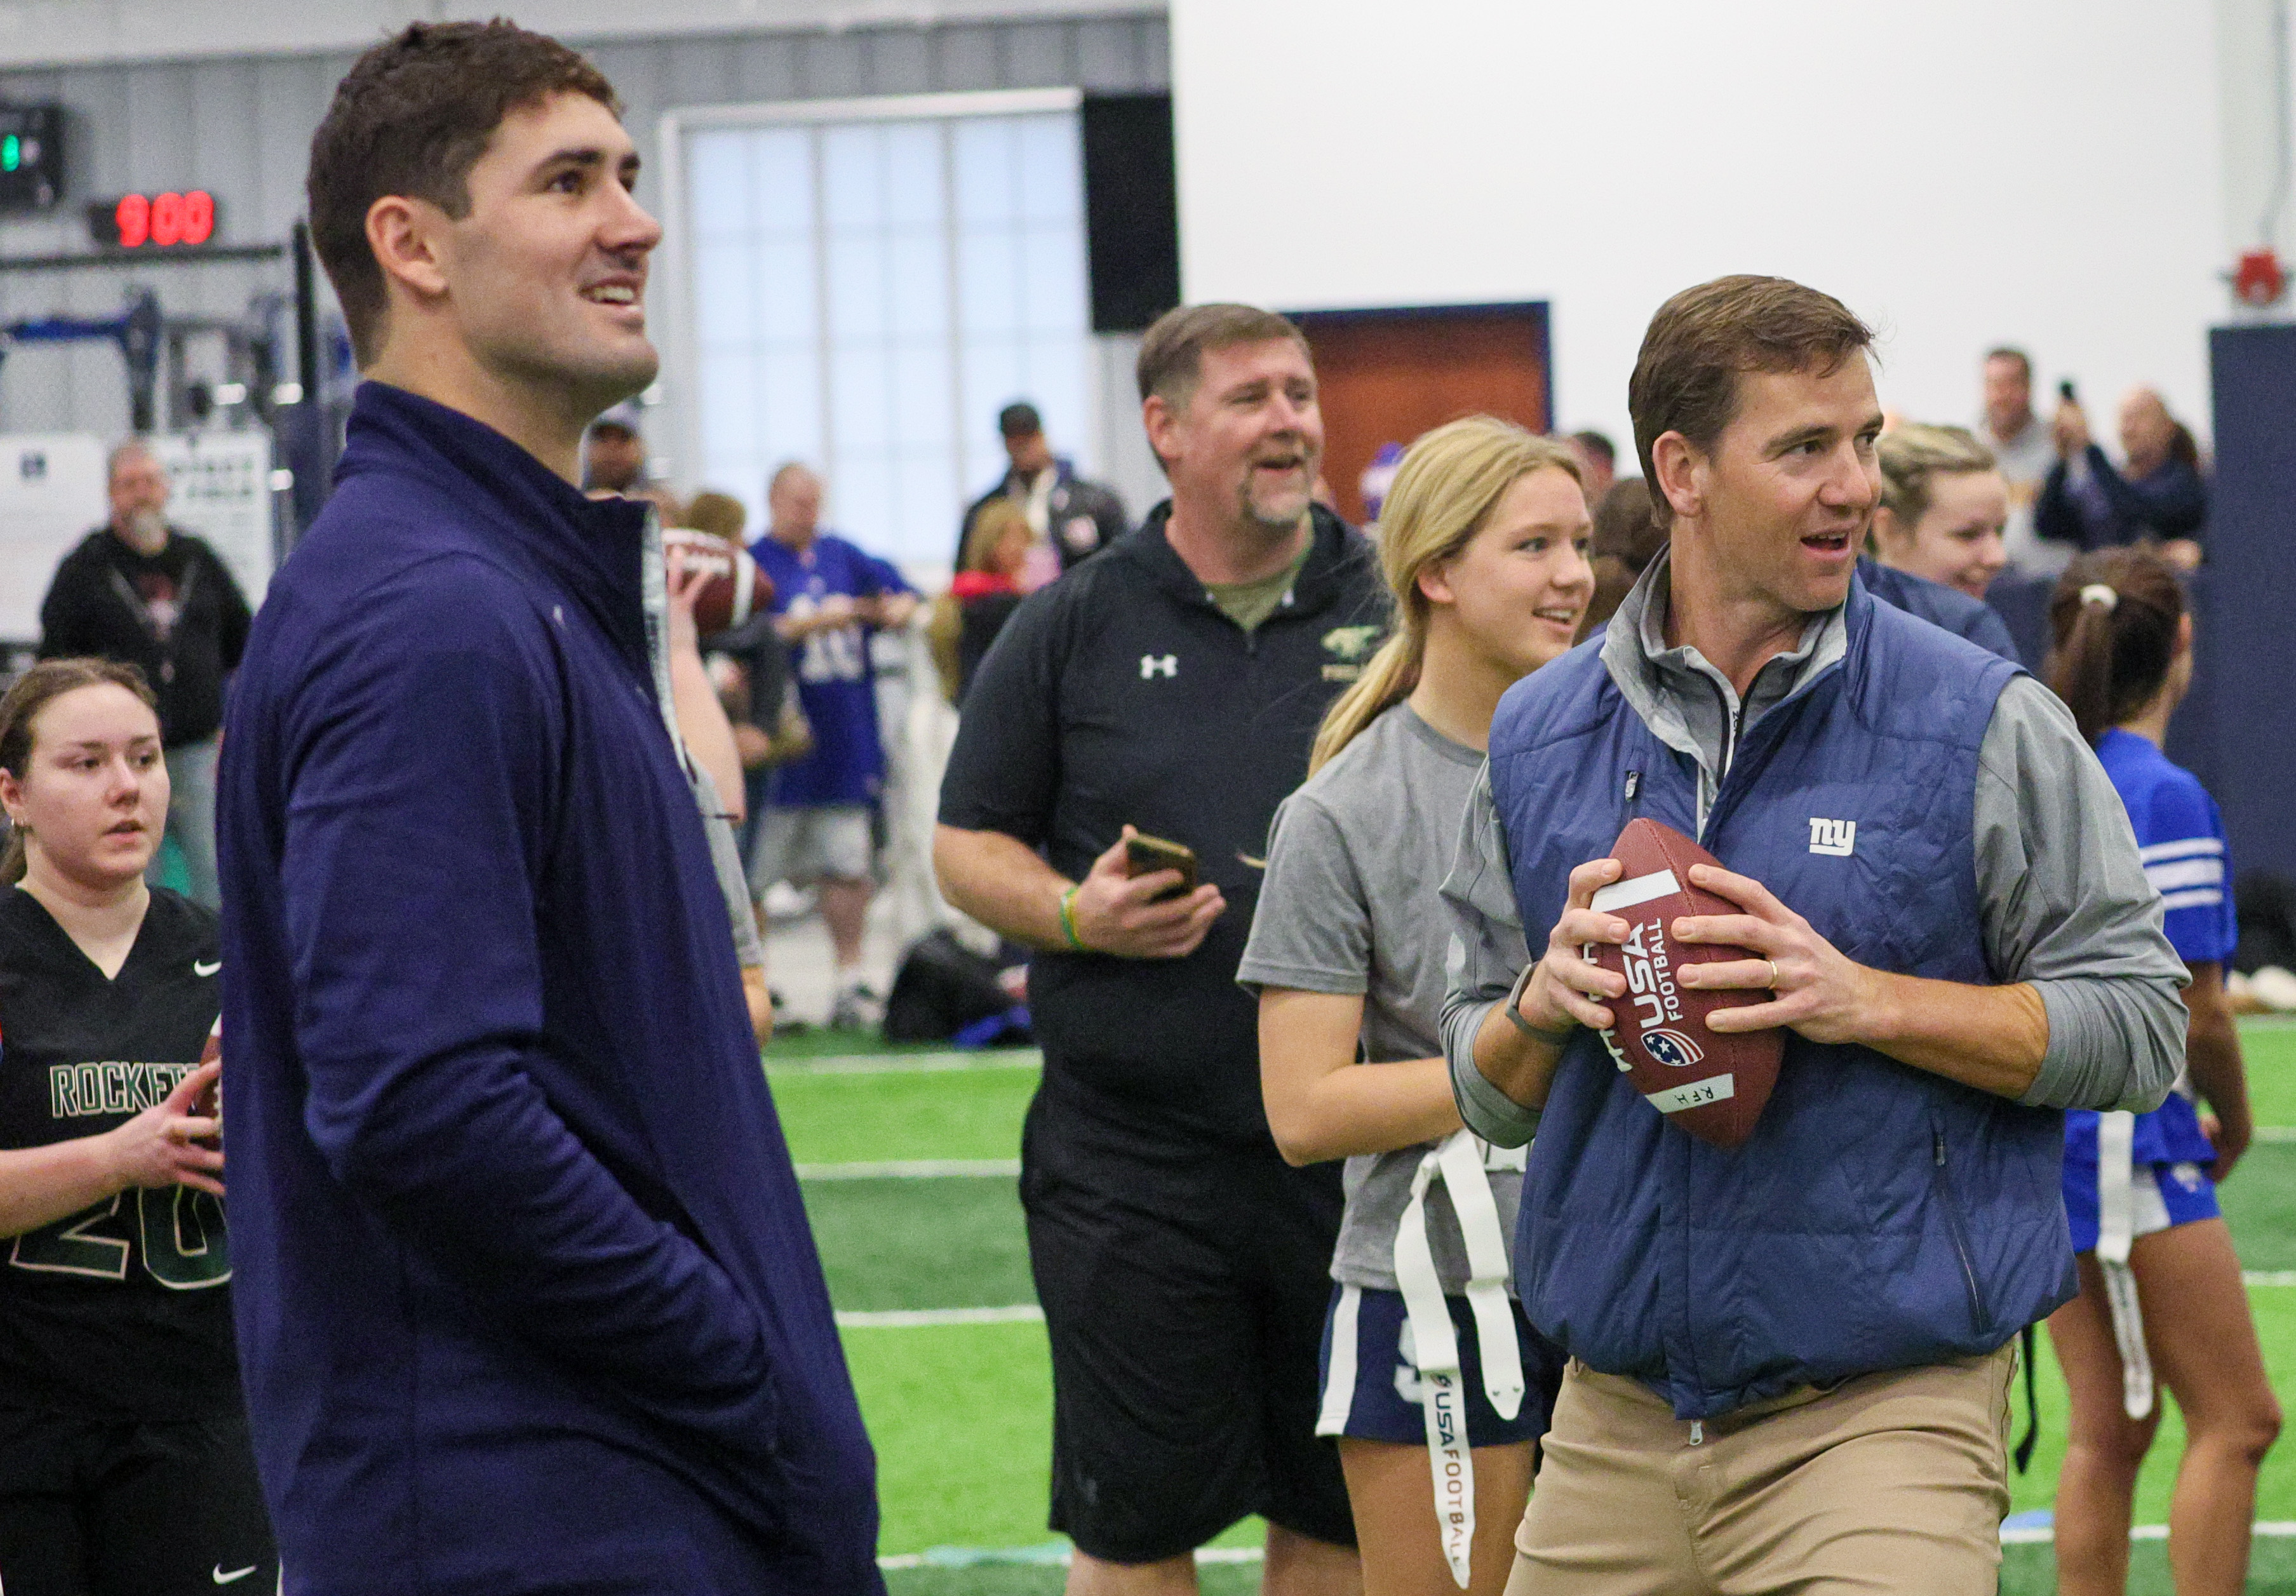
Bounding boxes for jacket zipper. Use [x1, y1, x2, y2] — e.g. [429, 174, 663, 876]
[1695, 676, 1738, 842]
[1933, 1130, 1988, 1331]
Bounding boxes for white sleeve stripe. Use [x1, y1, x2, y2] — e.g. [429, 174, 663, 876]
[2138, 836, 2224, 864]
[2159, 887, 2226, 911]
[2145, 858, 2226, 892]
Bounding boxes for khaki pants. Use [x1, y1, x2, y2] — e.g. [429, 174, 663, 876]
[1506, 1346, 2015, 1595]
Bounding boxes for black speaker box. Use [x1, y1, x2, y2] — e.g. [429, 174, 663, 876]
[1082, 94, 1179, 335]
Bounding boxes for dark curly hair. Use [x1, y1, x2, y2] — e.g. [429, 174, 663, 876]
[306, 20, 619, 366]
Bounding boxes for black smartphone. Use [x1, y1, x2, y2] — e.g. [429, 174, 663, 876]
[1124, 832, 1198, 902]
[2058, 379, 2078, 404]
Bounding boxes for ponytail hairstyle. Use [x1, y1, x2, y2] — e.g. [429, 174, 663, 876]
[1876, 423, 1996, 530]
[0, 658, 160, 883]
[1308, 417, 1582, 774]
[2043, 547, 2185, 745]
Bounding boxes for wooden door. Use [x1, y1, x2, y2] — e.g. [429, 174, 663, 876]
[1294, 304, 1552, 526]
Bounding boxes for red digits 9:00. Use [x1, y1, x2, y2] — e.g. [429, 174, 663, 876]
[113, 191, 214, 249]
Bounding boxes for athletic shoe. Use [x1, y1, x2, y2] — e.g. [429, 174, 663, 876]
[829, 982, 883, 1032]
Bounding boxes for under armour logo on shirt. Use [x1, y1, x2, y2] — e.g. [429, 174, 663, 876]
[1808, 817, 1857, 857]
[1140, 654, 1178, 680]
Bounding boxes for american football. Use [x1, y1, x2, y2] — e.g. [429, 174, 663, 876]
[1583, 818, 1782, 1148]
[663, 527, 771, 636]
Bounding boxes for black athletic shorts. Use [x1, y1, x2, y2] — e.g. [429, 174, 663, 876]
[0, 1404, 276, 1596]
[1021, 1089, 1355, 1563]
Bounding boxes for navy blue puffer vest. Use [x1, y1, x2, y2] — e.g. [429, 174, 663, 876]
[1487, 578, 2072, 1418]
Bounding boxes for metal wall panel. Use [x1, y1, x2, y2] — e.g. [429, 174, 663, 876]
[0, 13, 1167, 449]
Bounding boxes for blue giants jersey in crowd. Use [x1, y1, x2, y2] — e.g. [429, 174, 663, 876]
[750, 532, 913, 808]
[2066, 727, 2234, 1168]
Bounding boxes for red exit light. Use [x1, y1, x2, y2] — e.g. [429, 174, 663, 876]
[101, 190, 216, 249]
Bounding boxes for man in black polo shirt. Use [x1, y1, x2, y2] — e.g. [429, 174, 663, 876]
[937, 304, 1386, 1594]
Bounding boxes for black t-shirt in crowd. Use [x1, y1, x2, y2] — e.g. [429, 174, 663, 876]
[939, 503, 1388, 1153]
[0, 886, 236, 1419]
[37, 528, 253, 748]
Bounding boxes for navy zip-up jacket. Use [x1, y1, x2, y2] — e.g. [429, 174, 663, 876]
[217, 383, 880, 1595]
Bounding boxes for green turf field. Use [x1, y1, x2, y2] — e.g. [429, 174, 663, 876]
[789, 1021, 2296, 1592]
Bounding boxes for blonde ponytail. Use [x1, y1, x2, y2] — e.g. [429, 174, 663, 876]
[1307, 417, 1582, 774]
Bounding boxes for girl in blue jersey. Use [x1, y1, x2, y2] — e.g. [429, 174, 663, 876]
[2042, 547, 2281, 1596]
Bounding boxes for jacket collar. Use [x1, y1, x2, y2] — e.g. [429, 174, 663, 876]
[1599, 547, 1866, 770]
[1125, 500, 1367, 622]
[335, 380, 655, 675]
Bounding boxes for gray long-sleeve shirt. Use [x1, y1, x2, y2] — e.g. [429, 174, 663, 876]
[1442, 556, 2188, 1146]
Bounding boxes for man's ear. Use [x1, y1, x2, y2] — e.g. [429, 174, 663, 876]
[366, 194, 452, 306]
[1141, 392, 1181, 474]
[1650, 431, 1706, 525]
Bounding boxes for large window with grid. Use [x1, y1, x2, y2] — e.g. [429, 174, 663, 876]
[676, 93, 1093, 568]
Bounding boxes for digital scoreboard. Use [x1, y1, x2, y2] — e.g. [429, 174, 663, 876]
[87, 190, 220, 251]
[0, 105, 65, 213]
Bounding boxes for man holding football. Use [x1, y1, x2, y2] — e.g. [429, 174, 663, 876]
[1441, 275, 2185, 1594]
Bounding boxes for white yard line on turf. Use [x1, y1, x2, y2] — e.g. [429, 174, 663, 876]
[836, 1304, 1044, 1329]
[770, 1050, 1042, 1076]
[878, 1546, 1262, 1571]
[2245, 1271, 2296, 1287]
[796, 1158, 1021, 1180]
[882, 1526, 2296, 1567]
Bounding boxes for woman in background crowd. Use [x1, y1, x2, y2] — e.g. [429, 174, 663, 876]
[1855, 424, 2023, 661]
[2043, 547, 2279, 1596]
[1870, 424, 2010, 600]
[0, 658, 274, 1592]
[2038, 387, 2206, 570]
[1578, 476, 1662, 638]
[1239, 417, 1587, 1596]
[927, 497, 1033, 707]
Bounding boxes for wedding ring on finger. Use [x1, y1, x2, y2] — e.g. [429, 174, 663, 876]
[1763, 958, 1779, 990]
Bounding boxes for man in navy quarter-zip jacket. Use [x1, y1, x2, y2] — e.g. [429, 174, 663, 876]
[215, 22, 877, 1594]
[1441, 277, 2185, 1595]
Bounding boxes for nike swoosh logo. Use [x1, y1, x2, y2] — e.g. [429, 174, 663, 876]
[194, 960, 221, 977]
[213, 1567, 257, 1585]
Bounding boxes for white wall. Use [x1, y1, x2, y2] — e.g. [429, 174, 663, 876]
[1173, 0, 2226, 454]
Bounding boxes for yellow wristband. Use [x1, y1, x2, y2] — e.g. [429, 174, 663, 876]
[1058, 885, 1087, 951]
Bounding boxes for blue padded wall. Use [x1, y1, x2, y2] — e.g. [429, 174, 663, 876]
[2196, 324, 2296, 880]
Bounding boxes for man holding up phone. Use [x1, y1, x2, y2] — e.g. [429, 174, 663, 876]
[936, 304, 1388, 1595]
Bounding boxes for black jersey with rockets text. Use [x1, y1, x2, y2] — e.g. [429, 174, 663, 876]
[0, 886, 236, 1418]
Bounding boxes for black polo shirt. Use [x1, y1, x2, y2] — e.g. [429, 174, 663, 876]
[939, 502, 1389, 1152]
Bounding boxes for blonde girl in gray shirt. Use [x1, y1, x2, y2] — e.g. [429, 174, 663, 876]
[1239, 418, 1591, 1595]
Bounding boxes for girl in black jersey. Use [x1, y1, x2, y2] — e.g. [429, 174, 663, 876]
[0, 659, 274, 1595]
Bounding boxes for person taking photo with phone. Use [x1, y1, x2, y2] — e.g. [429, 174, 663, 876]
[1239, 418, 1588, 1595]
[0, 657, 272, 1593]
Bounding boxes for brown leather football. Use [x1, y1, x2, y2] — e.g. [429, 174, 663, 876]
[664, 528, 771, 636]
[1581, 818, 1783, 1148]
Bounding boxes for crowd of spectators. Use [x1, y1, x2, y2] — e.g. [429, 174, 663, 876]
[25, 339, 2213, 1021]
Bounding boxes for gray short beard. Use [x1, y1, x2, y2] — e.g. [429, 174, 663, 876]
[120, 507, 168, 554]
[1237, 481, 1310, 536]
